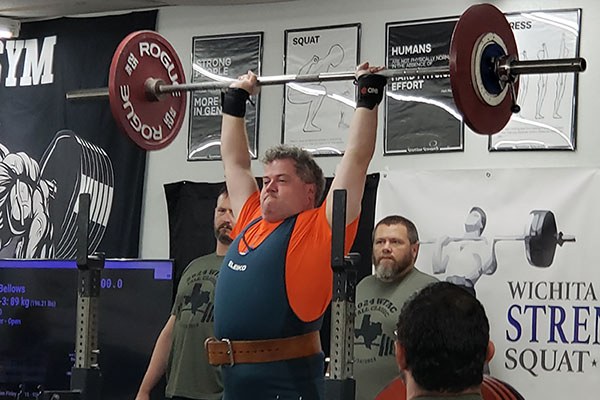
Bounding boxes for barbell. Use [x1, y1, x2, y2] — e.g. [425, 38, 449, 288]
[421, 210, 575, 268]
[66, 3, 587, 150]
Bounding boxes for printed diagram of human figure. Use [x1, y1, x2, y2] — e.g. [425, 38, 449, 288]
[553, 34, 569, 119]
[337, 86, 352, 129]
[517, 50, 529, 115]
[286, 44, 345, 133]
[431, 207, 498, 290]
[535, 43, 549, 119]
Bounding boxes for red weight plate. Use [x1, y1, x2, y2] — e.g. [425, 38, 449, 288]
[450, 4, 518, 135]
[108, 30, 186, 150]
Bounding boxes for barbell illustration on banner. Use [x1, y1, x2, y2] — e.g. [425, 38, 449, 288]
[40, 131, 114, 259]
[420, 210, 575, 269]
[65, 3, 587, 151]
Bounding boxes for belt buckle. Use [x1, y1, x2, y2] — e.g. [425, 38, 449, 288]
[221, 338, 235, 366]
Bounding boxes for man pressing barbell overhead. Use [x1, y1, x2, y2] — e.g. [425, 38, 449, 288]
[206, 62, 386, 400]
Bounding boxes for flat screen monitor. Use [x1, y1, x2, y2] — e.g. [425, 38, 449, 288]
[0, 259, 173, 400]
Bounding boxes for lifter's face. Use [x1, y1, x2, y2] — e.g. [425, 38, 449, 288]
[372, 224, 418, 282]
[260, 158, 315, 222]
[214, 194, 235, 245]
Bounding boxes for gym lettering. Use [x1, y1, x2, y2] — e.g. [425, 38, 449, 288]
[390, 78, 425, 91]
[509, 20, 533, 30]
[503, 280, 600, 377]
[196, 57, 232, 75]
[390, 43, 432, 56]
[0, 36, 56, 87]
[388, 53, 449, 70]
[193, 95, 222, 117]
[138, 41, 180, 84]
[119, 85, 164, 141]
[291, 35, 320, 46]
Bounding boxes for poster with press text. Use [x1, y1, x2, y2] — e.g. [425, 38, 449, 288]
[489, 9, 581, 151]
[188, 32, 263, 160]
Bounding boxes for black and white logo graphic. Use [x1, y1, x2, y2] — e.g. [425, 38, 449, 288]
[0, 131, 114, 259]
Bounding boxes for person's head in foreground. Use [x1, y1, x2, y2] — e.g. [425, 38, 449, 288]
[395, 281, 495, 399]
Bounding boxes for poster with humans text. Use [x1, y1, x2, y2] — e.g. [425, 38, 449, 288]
[188, 32, 263, 161]
[283, 24, 360, 156]
[377, 168, 600, 399]
[489, 9, 581, 151]
[385, 18, 463, 154]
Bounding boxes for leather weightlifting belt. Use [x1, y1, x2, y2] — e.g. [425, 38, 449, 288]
[205, 331, 321, 366]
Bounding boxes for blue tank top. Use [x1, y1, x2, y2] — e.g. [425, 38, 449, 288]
[214, 216, 324, 400]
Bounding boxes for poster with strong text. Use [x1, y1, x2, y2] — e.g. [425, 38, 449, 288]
[188, 32, 263, 160]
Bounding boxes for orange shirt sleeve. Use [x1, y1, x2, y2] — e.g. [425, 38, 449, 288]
[285, 200, 359, 322]
[231, 191, 261, 239]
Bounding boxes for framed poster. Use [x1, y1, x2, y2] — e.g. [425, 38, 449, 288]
[283, 23, 360, 156]
[188, 32, 263, 160]
[385, 17, 464, 155]
[489, 9, 581, 151]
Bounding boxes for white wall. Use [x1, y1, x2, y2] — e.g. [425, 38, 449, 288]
[139, 0, 599, 258]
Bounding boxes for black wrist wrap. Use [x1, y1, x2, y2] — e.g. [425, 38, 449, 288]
[355, 74, 387, 109]
[221, 88, 250, 117]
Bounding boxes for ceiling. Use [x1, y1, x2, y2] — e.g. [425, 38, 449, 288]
[0, 0, 290, 20]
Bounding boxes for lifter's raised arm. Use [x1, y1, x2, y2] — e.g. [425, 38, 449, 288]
[220, 72, 261, 217]
[326, 62, 387, 226]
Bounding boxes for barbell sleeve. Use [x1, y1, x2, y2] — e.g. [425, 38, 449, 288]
[557, 233, 576, 246]
[66, 88, 110, 101]
[505, 57, 587, 76]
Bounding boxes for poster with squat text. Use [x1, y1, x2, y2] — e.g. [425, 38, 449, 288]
[283, 24, 360, 156]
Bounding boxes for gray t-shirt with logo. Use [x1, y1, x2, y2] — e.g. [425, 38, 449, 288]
[166, 253, 223, 400]
[353, 267, 437, 400]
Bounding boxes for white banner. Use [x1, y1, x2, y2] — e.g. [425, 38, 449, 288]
[376, 168, 600, 399]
